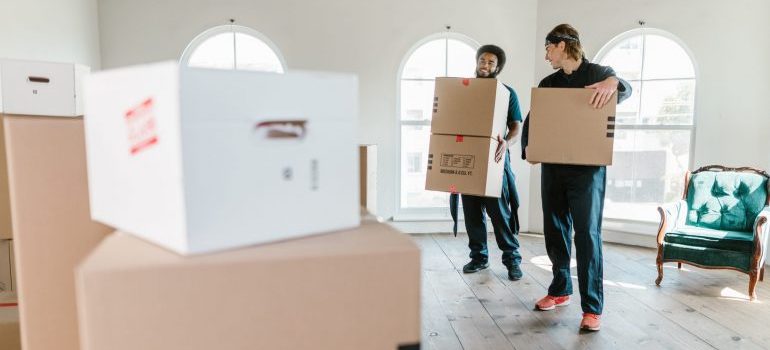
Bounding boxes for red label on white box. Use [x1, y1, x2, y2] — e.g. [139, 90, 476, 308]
[124, 98, 159, 155]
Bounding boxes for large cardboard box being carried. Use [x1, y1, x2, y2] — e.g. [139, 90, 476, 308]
[76, 221, 421, 350]
[0, 59, 89, 239]
[425, 77, 510, 197]
[84, 62, 360, 255]
[430, 77, 510, 138]
[526, 88, 617, 166]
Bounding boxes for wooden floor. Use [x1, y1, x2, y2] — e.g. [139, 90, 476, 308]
[416, 233, 770, 350]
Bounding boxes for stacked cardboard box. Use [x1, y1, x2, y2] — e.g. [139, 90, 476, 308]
[425, 77, 510, 197]
[1, 59, 112, 350]
[75, 62, 420, 349]
[83, 62, 360, 255]
[526, 88, 617, 166]
[76, 221, 420, 350]
[0, 293, 20, 350]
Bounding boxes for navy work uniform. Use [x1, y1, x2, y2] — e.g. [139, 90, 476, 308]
[521, 59, 631, 315]
[450, 84, 523, 269]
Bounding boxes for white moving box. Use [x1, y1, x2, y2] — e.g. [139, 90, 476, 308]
[0, 59, 88, 116]
[84, 62, 360, 255]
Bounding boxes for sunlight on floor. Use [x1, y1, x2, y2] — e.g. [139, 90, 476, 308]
[530, 255, 647, 290]
[530, 255, 576, 270]
[568, 276, 647, 290]
[719, 287, 756, 302]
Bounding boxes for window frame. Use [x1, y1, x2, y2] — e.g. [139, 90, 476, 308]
[594, 28, 699, 224]
[180, 24, 288, 72]
[394, 32, 479, 221]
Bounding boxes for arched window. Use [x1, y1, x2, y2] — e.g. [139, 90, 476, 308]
[397, 33, 478, 217]
[595, 29, 697, 222]
[181, 25, 286, 73]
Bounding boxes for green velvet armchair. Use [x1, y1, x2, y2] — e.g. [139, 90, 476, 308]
[655, 165, 770, 300]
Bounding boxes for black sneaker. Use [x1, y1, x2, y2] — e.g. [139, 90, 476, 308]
[507, 264, 523, 281]
[462, 260, 489, 273]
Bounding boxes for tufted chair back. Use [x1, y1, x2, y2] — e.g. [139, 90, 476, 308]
[685, 167, 770, 232]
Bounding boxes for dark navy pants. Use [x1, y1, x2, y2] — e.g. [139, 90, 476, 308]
[462, 157, 521, 267]
[541, 164, 606, 315]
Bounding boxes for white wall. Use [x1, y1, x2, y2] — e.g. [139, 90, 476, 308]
[0, 0, 101, 68]
[96, 0, 539, 229]
[528, 0, 770, 234]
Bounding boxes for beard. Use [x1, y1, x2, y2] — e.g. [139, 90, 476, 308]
[476, 69, 498, 79]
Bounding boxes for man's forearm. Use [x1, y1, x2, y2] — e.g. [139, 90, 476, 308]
[505, 121, 521, 146]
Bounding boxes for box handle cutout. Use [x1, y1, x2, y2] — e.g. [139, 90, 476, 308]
[27, 76, 50, 83]
[254, 120, 307, 140]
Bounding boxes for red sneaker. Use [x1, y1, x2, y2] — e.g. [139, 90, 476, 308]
[580, 313, 601, 331]
[535, 295, 570, 311]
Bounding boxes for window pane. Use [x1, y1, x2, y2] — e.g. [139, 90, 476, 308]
[615, 81, 641, 125]
[599, 35, 643, 80]
[639, 80, 696, 125]
[234, 33, 284, 73]
[642, 35, 695, 80]
[400, 80, 435, 121]
[188, 32, 235, 69]
[605, 129, 692, 221]
[447, 39, 476, 77]
[402, 39, 447, 79]
[400, 125, 448, 208]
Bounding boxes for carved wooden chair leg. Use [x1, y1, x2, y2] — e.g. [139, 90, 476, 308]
[749, 270, 759, 301]
[655, 262, 663, 286]
[761, 267, 765, 282]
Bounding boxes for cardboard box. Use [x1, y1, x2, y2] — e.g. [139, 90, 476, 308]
[526, 88, 617, 166]
[430, 77, 510, 138]
[0, 117, 10, 239]
[0, 60, 89, 240]
[425, 134, 504, 197]
[359, 144, 377, 214]
[4, 116, 112, 350]
[76, 221, 421, 350]
[0, 59, 88, 117]
[0, 293, 20, 350]
[84, 62, 360, 255]
[0, 240, 12, 292]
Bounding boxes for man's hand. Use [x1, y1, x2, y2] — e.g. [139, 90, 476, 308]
[586, 77, 618, 109]
[495, 134, 507, 163]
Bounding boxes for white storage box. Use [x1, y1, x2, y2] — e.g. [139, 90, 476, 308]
[0, 59, 88, 117]
[84, 61, 360, 255]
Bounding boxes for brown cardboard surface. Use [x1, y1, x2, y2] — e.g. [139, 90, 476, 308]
[76, 221, 421, 350]
[430, 77, 510, 138]
[0, 240, 11, 292]
[425, 134, 503, 197]
[0, 293, 20, 350]
[527, 88, 617, 166]
[359, 144, 377, 214]
[0, 117, 12, 239]
[9, 241, 14, 292]
[4, 116, 112, 350]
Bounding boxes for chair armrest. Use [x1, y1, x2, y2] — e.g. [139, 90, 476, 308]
[753, 207, 770, 266]
[657, 200, 687, 245]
